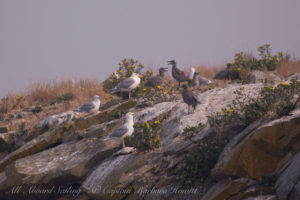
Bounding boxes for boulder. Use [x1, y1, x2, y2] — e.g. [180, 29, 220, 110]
[287, 73, 300, 81]
[0, 123, 71, 171]
[244, 70, 281, 84]
[212, 109, 300, 180]
[0, 137, 122, 200]
[202, 178, 255, 200]
[275, 151, 300, 200]
[81, 152, 162, 200]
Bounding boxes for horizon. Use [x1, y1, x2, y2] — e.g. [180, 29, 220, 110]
[1, 0, 300, 96]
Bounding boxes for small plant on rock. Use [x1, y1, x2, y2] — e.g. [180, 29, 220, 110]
[183, 123, 205, 138]
[124, 120, 161, 151]
[177, 140, 223, 186]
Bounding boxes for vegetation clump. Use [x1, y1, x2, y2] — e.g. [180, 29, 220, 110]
[231, 44, 289, 78]
[183, 122, 205, 138]
[208, 79, 300, 131]
[177, 140, 223, 186]
[124, 120, 161, 151]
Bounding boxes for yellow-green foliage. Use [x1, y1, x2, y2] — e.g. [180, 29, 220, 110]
[124, 120, 161, 151]
[208, 79, 300, 129]
[102, 58, 148, 94]
[231, 44, 289, 74]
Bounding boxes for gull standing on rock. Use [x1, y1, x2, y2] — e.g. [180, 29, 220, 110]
[168, 60, 189, 87]
[75, 95, 101, 114]
[189, 67, 195, 80]
[182, 84, 201, 114]
[108, 112, 134, 147]
[144, 68, 168, 88]
[193, 72, 213, 87]
[111, 73, 141, 99]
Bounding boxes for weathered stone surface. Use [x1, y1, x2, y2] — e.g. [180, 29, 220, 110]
[212, 109, 300, 180]
[0, 126, 8, 133]
[202, 178, 255, 200]
[275, 151, 300, 200]
[0, 137, 122, 198]
[0, 123, 71, 171]
[243, 195, 277, 200]
[81, 152, 162, 200]
[244, 70, 281, 84]
[287, 73, 300, 81]
[289, 180, 300, 200]
[0, 131, 16, 146]
[68, 100, 137, 134]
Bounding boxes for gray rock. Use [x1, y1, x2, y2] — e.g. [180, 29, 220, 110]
[0, 137, 122, 199]
[244, 70, 281, 84]
[275, 151, 300, 200]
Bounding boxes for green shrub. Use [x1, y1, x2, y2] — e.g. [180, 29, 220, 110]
[102, 58, 146, 94]
[112, 109, 128, 119]
[258, 175, 277, 186]
[183, 123, 205, 138]
[31, 106, 43, 114]
[57, 92, 75, 103]
[231, 44, 289, 76]
[177, 140, 223, 186]
[208, 79, 300, 131]
[124, 120, 161, 151]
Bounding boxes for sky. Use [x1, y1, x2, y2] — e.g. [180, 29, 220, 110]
[0, 0, 300, 96]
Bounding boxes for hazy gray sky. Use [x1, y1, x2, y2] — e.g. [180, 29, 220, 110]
[1, 0, 300, 96]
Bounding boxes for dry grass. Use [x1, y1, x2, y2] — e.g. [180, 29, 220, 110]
[277, 60, 300, 78]
[0, 78, 114, 131]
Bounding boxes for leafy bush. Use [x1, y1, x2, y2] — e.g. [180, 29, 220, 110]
[258, 175, 277, 186]
[208, 79, 300, 130]
[177, 140, 223, 186]
[124, 120, 161, 151]
[102, 58, 146, 93]
[183, 123, 205, 138]
[31, 106, 43, 114]
[112, 109, 128, 119]
[57, 92, 75, 103]
[231, 44, 289, 76]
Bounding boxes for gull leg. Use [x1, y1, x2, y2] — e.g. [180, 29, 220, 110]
[122, 139, 126, 148]
[128, 91, 131, 99]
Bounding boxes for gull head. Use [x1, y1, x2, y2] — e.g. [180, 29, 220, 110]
[125, 112, 134, 121]
[93, 95, 100, 101]
[167, 60, 176, 66]
[131, 72, 141, 79]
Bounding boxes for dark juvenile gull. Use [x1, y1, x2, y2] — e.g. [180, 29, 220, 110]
[182, 84, 201, 114]
[214, 63, 231, 80]
[168, 60, 189, 87]
[214, 63, 241, 81]
[144, 68, 168, 88]
[193, 72, 213, 87]
[108, 112, 134, 147]
[75, 95, 101, 113]
[111, 73, 141, 99]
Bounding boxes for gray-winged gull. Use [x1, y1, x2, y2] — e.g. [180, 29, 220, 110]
[168, 60, 189, 87]
[144, 68, 168, 88]
[108, 112, 134, 147]
[111, 73, 141, 99]
[214, 63, 241, 81]
[38, 110, 75, 128]
[193, 72, 213, 86]
[75, 95, 100, 113]
[182, 84, 201, 114]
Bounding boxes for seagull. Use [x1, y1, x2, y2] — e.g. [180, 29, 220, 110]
[168, 60, 189, 87]
[214, 63, 231, 81]
[193, 72, 213, 87]
[182, 84, 201, 114]
[108, 112, 134, 147]
[144, 68, 168, 88]
[189, 67, 195, 80]
[111, 73, 141, 99]
[75, 95, 101, 113]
